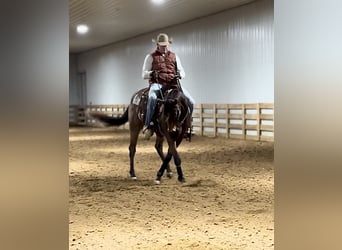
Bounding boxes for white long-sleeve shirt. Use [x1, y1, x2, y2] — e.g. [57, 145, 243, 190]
[141, 53, 186, 79]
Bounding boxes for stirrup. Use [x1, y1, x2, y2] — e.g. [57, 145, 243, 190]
[143, 122, 154, 138]
[143, 121, 154, 131]
[143, 126, 151, 134]
[143, 126, 154, 140]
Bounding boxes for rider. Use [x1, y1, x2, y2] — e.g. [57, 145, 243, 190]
[142, 33, 195, 139]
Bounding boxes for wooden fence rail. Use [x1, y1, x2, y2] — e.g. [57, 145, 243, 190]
[69, 103, 274, 142]
[192, 103, 274, 142]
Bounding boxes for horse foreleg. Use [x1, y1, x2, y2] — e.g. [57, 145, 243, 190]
[155, 152, 173, 184]
[168, 138, 185, 183]
[155, 136, 173, 178]
[173, 152, 185, 183]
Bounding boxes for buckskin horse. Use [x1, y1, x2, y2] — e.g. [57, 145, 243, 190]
[88, 86, 191, 184]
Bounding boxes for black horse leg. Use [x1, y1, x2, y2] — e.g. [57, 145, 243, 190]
[155, 152, 172, 184]
[172, 149, 185, 183]
[155, 136, 173, 178]
[166, 136, 185, 183]
[128, 144, 136, 179]
[128, 129, 140, 179]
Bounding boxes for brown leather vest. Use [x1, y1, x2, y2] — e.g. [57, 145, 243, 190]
[149, 50, 177, 86]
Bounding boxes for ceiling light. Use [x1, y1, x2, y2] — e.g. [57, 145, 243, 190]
[76, 24, 89, 34]
[151, 0, 165, 4]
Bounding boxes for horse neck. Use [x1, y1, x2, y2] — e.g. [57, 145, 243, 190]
[162, 90, 188, 123]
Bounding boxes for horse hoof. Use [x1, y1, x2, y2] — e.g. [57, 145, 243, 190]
[154, 180, 161, 185]
[166, 172, 173, 178]
[178, 177, 186, 183]
[131, 176, 137, 180]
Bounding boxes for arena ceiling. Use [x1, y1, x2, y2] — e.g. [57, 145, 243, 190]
[69, 0, 256, 53]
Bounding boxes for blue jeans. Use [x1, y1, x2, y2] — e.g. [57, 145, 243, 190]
[144, 83, 195, 127]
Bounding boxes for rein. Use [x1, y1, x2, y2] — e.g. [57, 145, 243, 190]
[154, 70, 164, 100]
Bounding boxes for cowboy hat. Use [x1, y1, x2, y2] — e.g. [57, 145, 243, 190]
[152, 33, 173, 46]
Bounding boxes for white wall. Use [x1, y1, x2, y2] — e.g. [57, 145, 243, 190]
[72, 0, 273, 105]
[69, 54, 80, 105]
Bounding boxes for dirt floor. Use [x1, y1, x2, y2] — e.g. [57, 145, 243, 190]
[69, 127, 274, 250]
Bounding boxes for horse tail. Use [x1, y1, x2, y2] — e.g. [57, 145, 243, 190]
[88, 108, 129, 126]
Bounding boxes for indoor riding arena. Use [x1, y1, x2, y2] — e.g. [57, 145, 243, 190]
[69, 104, 274, 250]
[69, 0, 274, 249]
[69, 127, 273, 249]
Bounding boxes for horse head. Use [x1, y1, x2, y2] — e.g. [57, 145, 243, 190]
[158, 88, 190, 146]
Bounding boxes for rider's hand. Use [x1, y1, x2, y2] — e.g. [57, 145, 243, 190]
[175, 70, 181, 79]
[150, 71, 157, 79]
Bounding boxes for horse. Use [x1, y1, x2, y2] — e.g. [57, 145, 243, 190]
[88, 86, 192, 184]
